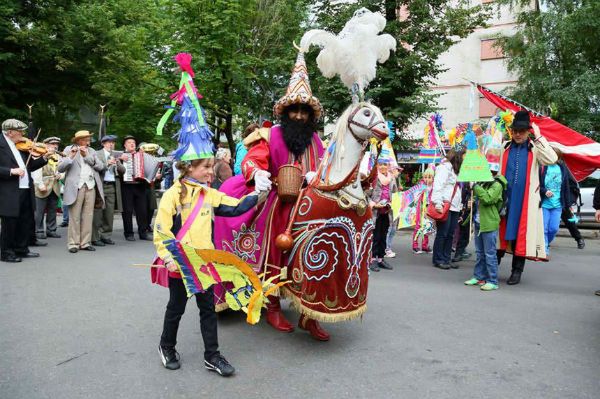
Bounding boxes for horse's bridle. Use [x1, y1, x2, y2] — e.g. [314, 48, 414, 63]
[347, 105, 382, 144]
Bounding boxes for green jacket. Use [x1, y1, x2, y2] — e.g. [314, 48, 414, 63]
[473, 175, 507, 233]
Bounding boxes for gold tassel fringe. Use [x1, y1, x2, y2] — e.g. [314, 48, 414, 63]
[281, 287, 367, 323]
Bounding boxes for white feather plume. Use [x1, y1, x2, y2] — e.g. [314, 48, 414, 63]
[300, 8, 397, 95]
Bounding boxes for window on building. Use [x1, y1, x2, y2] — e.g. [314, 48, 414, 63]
[480, 39, 504, 60]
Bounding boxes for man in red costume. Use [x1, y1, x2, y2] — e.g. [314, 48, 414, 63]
[214, 51, 329, 340]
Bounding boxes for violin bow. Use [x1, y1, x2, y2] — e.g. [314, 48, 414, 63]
[25, 128, 42, 167]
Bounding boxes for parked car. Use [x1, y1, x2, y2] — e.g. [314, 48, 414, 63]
[577, 170, 600, 223]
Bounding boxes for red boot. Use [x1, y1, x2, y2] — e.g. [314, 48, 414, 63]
[266, 296, 294, 333]
[298, 314, 330, 341]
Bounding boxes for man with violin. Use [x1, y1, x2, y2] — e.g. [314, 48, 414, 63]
[32, 137, 64, 240]
[0, 119, 52, 263]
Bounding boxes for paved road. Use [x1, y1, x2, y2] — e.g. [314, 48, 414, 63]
[1, 223, 599, 399]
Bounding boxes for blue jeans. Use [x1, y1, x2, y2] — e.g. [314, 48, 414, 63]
[62, 203, 69, 223]
[543, 207, 562, 252]
[432, 211, 459, 265]
[473, 223, 499, 285]
[386, 218, 398, 251]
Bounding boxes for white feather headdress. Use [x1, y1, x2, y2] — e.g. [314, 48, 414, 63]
[300, 8, 397, 102]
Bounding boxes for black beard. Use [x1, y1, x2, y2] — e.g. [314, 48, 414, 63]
[280, 114, 316, 159]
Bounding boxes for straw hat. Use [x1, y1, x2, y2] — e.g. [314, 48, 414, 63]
[71, 130, 93, 143]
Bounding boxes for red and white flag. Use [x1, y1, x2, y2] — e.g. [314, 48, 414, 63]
[478, 84, 600, 181]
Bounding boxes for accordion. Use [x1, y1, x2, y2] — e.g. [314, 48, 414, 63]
[122, 152, 160, 183]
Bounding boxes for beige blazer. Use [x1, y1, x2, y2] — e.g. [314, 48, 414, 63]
[57, 146, 106, 207]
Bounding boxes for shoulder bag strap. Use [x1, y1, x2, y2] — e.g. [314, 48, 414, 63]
[175, 190, 205, 240]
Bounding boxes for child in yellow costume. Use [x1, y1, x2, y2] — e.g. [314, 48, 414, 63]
[155, 158, 265, 376]
[153, 52, 267, 376]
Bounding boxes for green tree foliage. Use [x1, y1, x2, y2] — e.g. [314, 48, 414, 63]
[497, 0, 600, 136]
[1, 0, 489, 152]
[309, 0, 488, 132]
[0, 0, 309, 149]
[164, 0, 311, 151]
[0, 0, 169, 142]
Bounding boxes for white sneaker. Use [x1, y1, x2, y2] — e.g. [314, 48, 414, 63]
[385, 250, 396, 258]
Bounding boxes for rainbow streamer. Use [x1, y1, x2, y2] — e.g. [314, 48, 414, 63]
[156, 231, 286, 324]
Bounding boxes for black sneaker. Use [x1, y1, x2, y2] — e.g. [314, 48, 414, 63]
[369, 262, 381, 272]
[158, 345, 180, 370]
[205, 354, 235, 377]
[378, 260, 393, 270]
[577, 239, 585, 249]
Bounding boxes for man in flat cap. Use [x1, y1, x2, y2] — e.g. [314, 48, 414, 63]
[32, 137, 64, 240]
[92, 135, 125, 246]
[0, 119, 51, 262]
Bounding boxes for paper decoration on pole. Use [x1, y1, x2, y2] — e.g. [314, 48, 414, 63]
[481, 110, 513, 171]
[457, 126, 493, 182]
[391, 182, 427, 228]
[156, 231, 287, 325]
[156, 53, 214, 161]
[418, 113, 445, 164]
[386, 120, 396, 142]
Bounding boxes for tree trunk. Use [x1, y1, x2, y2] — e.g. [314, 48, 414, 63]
[385, 0, 398, 22]
[222, 80, 235, 154]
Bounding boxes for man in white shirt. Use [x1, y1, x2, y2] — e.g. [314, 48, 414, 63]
[58, 131, 105, 253]
[92, 135, 125, 246]
[0, 119, 50, 262]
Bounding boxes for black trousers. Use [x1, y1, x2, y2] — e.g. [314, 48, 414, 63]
[1, 189, 33, 256]
[454, 221, 471, 256]
[432, 211, 460, 265]
[160, 277, 219, 361]
[372, 213, 390, 258]
[121, 183, 149, 237]
[561, 208, 582, 241]
[497, 240, 526, 273]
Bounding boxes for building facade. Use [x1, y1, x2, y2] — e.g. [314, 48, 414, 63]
[408, 0, 537, 136]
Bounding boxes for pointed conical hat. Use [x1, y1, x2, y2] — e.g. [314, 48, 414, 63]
[273, 52, 323, 120]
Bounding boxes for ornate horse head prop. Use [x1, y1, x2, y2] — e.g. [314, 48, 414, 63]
[275, 101, 387, 252]
[317, 101, 387, 189]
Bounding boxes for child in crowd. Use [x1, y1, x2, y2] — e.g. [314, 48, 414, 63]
[464, 162, 506, 291]
[385, 165, 402, 258]
[452, 183, 473, 264]
[154, 158, 264, 376]
[540, 156, 570, 256]
[412, 166, 434, 254]
[369, 159, 398, 272]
